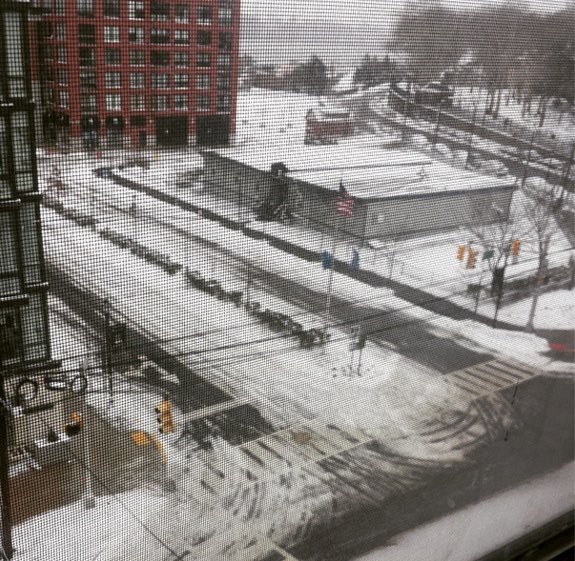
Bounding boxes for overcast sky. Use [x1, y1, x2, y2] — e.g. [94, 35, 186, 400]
[240, 0, 572, 67]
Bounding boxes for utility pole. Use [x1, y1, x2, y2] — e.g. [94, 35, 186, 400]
[0, 362, 14, 559]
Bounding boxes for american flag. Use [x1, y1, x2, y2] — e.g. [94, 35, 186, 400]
[336, 180, 354, 217]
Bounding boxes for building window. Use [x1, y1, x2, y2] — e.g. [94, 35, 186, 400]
[174, 29, 189, 45]
[174, 95, 188, 110]
[3, 12, 27, 97]
[218, 0, 233, 7]
[197, 30, 211, 46]
[198, 5, 211, 25]
[78, 24, 95, 44]
[79, 47, 96, 67]
[129, 27, 145, 43]
[130, 94, 145, 111]
[217, 72, 230, 90]
[174, 51, 189, 67]
[56, 46, 67, 63]
[150, 51, 169, 66]
[55, 0, 65, 16]
[151, 2, 169, 21]
[105, 72, 121, 88]
[57, 69, 68, 86]
[60, 92, 70, 109]
[151, 95, 169, 111]
[104, 48, 121, 65]
[106, 93, 121, 111]
[80, 70, 96, 89]
[197, 95, 210, 112]
[196, 74, 210, 89]
[21, 294, 49, 362]
[217, 53, 231, 69]
[151, 73, 169, 89]
[217, 94, 230, 113]
[219, 7, 232, 27]
[103, 0, 120, 17]
[129, 72, 145, 89]
[129, 50, 145, 66]
[80, 93, 97, 111]
[19, 204, 43, 285]
[174, 4, 189, 23]
[128, 1, 145, 19]
[11, 112, 33, 177]
[0, 214, 21, 297]
[55, 22, 66, 40]
[174, 74, 188, 89]
[77, 0, 94, 17]
[104, 26, 120, 43]
[197, 52, 211, 68]
[218, 32, 232, 51]
[150, 28, 169, 44]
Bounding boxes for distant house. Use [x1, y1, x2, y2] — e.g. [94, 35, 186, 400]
[305, 105, 355, 144]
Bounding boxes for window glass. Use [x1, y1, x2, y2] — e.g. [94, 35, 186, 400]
[128, 1, 144, 20]
[20, 293, 49, 361]
[3, 12, 27, 97]
[174, 51, 189, 67]
[196, 73, 210, 89]
[129, 50, 145, 66]
[103, 0, 120, 18]
[18, 203, 43, 285]
[105, 72, 121, 88]
[0, 213, 21, 296]
[104, 48, 121, 65]
[197, 52, 211, 68]
[130, 94, 145, 110]
[80, 47, 96, 66]
[104, 26, 120, 43]
[105, 93, 121, 111]
[198, 5, 211, 25]
[174, 4, 189, 23]
[76, 0, 94, 17]
[129, 72, 145, 89]
[151, 94, 169, 111]
[129, 27, 145, 43]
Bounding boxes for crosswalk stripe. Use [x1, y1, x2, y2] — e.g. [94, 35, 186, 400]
[491, 358, 537, 379]
[472, 363, 520, 385]
[448, 374, 483, 395]
[463, 367, 510, 391]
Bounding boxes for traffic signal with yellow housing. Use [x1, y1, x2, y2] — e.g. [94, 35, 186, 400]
[466, 249, 477, 269]
[155, 399, 174, 434]
[456, 245, 466, 261]
[64, 411, 83, 437]
[511, 239, 521, 256]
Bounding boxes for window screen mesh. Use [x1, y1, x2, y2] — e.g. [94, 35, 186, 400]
[0, 1, 573, 560]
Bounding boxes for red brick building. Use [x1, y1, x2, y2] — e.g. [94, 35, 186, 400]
[31, 0, 239, 149]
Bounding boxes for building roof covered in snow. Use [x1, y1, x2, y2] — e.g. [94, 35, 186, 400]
[210, 141, 513, 200]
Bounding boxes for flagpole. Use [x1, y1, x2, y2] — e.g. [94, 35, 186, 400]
[323, 216, 339, 339]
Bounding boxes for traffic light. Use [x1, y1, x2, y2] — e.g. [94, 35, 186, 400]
[466, 249, 477, 269]
[511, 239, 521, 257]
[155, 399, 174, 434]
[64, 411, 83, 437]
[456, 245, 466, 261]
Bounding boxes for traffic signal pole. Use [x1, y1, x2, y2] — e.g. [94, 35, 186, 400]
[0, 364, 14, 559]
[103, 300, 113, 405]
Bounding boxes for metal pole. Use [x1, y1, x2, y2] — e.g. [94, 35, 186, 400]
[0, 363, 14, 559]
[520, 129, 537, 189]
[465, 104, 477, 169]
[103, 300, 113, 405]
[474, 264, 485, 316]
[492, 250, 510, 328]
[433, 101, 443, 145]
[356, 345, 364, 376]
[323, 216, 340, 340]
[82, 378, 95, 509]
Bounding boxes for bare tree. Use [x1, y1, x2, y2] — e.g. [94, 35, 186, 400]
[521, 189, 559, 330]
